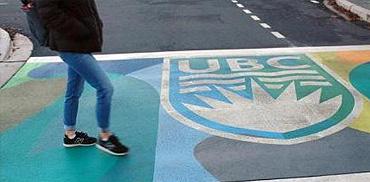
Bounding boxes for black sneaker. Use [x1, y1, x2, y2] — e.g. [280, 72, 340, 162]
[63, 131, 97, 147]
[96, 135, 129, 156]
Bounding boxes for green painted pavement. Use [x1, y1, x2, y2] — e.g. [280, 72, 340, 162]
[0, 75, 160, 182]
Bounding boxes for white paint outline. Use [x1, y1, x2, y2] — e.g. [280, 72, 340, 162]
[258, 75, 326, 82]
[264, 84, 285, 89]
[300, 81, 332, 86]
[180, 86, 212, 94]
[28, 45, 370, 63]
[180, 78, 245, 87]
[179, 70, 319, 81]
[257, 172, 370, 182]
[229, 85, 247, 91]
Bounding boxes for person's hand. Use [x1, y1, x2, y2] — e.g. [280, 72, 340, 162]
[20, 2, 33, 12]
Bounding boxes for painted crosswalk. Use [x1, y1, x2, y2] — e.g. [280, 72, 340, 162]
[1, 46, 370, 181]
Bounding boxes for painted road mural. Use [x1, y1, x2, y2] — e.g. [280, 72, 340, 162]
[1, 47, 370, 181]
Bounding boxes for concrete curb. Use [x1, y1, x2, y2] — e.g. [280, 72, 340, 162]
[324, 0, 353, 21]
[0, 29, 33, 88]
[7, 33, 33, 62]
[336, 0, 370, 22]
[0, 28, 11, 61]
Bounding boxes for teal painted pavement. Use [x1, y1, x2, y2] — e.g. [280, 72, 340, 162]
[0, 59, 217, 182]
[0, 60, 161, 182]
[350, 62, 370, 99]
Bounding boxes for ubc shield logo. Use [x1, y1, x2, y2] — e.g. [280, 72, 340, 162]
[161, 54, 362, 144]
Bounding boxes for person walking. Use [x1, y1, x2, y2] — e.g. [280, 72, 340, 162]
[22, 0, 129, 156]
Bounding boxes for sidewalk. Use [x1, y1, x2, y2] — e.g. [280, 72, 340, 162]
[0, 27, 33, 88]
[335, 0, 370, 22]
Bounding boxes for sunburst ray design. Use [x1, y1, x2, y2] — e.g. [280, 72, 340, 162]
[183, 81, 342, 132]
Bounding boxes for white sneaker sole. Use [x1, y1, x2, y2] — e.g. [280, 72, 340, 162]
[63, 143, 96, 147]
[96, 144, 129, 156]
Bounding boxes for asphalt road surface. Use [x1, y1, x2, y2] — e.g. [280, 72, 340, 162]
[0, 0, 369, 55]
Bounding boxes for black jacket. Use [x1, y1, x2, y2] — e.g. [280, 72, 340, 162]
[37, 0, 103, 53]
[24, 1, 48, 46]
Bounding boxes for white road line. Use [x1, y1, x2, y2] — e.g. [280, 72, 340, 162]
[250, 15, 261, 21]
[243, 9, 252, 14]
[236, 3, 244, 8]
[310, 0, 320, 4]
[271, 31, 286, 39]
[260, 23, 271, 29]
[0, 2, 8, 5]
[231, 0, 238, 3]
[28, 45, 370, 63]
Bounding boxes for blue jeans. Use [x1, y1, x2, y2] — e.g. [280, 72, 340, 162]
[59, 52, 113, 132]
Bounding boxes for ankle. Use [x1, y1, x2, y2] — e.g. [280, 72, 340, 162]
[65, 130, 76, 139]
[100, 132, 112, 141]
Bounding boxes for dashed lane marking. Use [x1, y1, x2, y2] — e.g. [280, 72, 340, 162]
[229, 0, 288, 40]
[236, 3, 245, 8]
[310, 0, 320, 4]
[243, 9, 252, 14]
[251, 15, 261, 21]
[271, 31, 286, 39]
[260, 23, 271, 29]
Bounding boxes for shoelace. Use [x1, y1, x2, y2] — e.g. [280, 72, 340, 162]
[75, 131, 88, 138]
[109, 135, 124, 148]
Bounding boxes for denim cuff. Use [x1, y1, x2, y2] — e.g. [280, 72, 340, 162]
[64, 125, 76, 131]
[99, 127, 110, 133]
